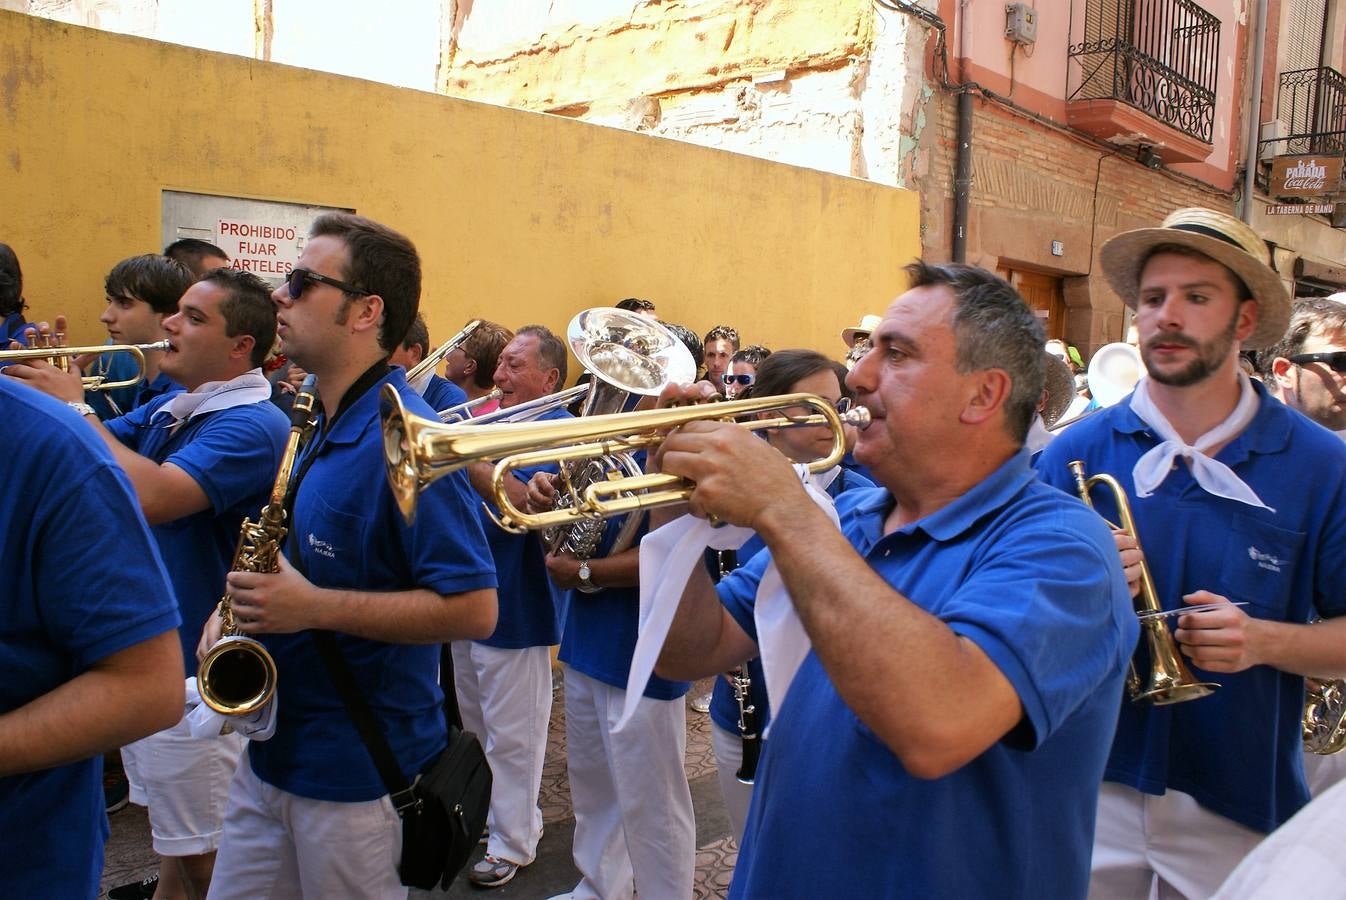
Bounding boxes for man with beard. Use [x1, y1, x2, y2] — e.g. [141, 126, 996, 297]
[1037, 208, 1346, 898]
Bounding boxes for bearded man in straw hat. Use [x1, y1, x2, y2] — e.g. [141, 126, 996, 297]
[1037, 208, 1346, 898]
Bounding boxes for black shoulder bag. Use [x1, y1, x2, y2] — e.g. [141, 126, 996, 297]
[312, 631, 492, 890]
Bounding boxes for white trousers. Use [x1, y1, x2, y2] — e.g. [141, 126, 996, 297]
[1088, 782, 1265, 900]
[563, 667, 695, 900]
[451, 640, 552, 865]
[709, 720, 753, 845]
[206, 760, 405, 900]
[1303, 749, 1346, 797]
[121, 712, 245, 856]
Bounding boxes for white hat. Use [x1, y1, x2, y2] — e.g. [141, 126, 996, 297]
[842, 314, 882, 348]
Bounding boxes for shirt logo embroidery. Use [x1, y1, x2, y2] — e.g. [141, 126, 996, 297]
[307, 533, 337, 559]
[1247, 545, 1285, 573]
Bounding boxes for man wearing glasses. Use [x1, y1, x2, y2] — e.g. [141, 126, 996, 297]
[1260, 294, 1346, 437]
[203, 213, 499, 898]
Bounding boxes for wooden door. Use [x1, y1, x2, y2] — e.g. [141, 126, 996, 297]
[999, 267, 1066, 339]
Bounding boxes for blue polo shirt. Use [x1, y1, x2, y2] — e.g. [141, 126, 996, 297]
[720, 451, 1135, 899]
[1036, 382, 1346, 833]
[106, 393, 290, 673]
[477, 406, 568, 649]
[708, 467, 875, 736]
[0, 378, 179, 899]
[421, 372, 468, 415]
[559, 478, 690, 701]
[249, 367, 498, 802]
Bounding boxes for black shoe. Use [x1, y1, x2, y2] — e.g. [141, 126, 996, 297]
[107, 875, 158, 899]
[104, 772, 129, 815]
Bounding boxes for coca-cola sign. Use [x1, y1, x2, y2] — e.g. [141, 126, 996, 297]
[1270, 156, 1343, 197]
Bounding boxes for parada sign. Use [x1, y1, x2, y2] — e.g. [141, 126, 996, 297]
[1270, 155, 1344, 197]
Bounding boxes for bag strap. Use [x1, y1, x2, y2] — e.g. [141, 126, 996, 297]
[281, 400, 420, 816]
[311, 630, 421, 815]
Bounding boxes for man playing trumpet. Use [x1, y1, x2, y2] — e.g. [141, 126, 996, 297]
[654, 261, 1135, 898]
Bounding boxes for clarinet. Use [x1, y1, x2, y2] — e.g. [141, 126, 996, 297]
[731, 665, 761, 784]
[717, 548, 762, 784]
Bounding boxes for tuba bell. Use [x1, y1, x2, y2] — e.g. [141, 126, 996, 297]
[1069, 460, 1216, 706]
[539, 308, 698, 559]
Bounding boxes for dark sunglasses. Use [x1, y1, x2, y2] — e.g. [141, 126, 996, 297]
[286, 267, 367, 301]
[1289, 352, 1346, 374]
[723, 373, 755, 387]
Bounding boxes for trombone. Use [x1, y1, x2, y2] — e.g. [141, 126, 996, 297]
[381, 387, 870, 528]
[406, 319, 482, 388]
[438, 388, 503, 423]
[1069, 460, 1216, 705]
[0, 339, 170, 391]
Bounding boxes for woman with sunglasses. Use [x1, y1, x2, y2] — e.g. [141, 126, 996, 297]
[703, 348, 874, 843]
[722, 345, 771, 400]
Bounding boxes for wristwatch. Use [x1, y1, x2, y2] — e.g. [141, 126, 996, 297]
[576, 560, 602, 594]
[66, 401, 96, 417]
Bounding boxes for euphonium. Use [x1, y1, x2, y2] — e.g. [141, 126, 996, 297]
[1304, 675, 1346, 755]
[381, 386, 870, 528]
[0, 337, 170, 391]
[197, 375, 319, 715]
[541, 308, 698, 558]
[1069, 461, 1216, 705]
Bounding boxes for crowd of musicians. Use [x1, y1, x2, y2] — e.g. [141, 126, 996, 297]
[2, 204, 1346, 900]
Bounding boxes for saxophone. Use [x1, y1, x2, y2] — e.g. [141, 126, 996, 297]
[197, 375, 318, 715]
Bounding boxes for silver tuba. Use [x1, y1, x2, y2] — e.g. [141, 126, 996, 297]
[540, 308, 697, 559]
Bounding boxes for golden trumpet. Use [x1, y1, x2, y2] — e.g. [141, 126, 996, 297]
[381, 387, 869, 528]
[1069, 460, 1216, 705]
[0, 340, 170, 391]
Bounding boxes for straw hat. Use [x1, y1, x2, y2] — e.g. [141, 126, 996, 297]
[1099, 207, 1290, 350]
[1041, 351, 1076, 428]
[841, 314, 882, 348]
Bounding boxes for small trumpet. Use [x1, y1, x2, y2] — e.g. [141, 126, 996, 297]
[381, 386, 870, 527]
[0, 339, 170, 391]
[1069, 460, 1216, 705]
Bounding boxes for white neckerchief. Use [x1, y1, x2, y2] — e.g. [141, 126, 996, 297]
[152, 368, 272, 426]
[1024, 413, 1054, 454]
[616, 464, 840, 735]
[1129, 371, 1272, 511]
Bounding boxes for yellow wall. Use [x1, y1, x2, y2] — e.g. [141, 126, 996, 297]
[2, 11, 919, 366]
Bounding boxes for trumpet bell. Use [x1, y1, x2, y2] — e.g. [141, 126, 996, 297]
[198, 635, 278, 715]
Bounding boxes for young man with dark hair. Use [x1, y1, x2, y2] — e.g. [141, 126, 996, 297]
[165, 239, 230, 280]
[87, 253, 194, 418]
[204, 212, 498, 897]
[455, 324, 568, 888]
[702, 324, 740, 394]
[6, 267, 292, 900]
[656, 260, 1133, 896]
[0, 378, 183, 899]
[1038, 209, 1346, 897]
[389, 313, 469, 413]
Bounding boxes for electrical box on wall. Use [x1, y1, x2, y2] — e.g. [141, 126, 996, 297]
[1005, 3, 1038, 45]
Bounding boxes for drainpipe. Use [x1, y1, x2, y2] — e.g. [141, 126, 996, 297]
[1242, 0, 1268, 224]
[952, 89, 973, 262]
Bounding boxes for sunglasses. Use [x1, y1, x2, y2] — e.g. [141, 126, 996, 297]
[723, 373, 755, 387]
[286, 267, 367, 301]
[1289, 352, 1346, 374]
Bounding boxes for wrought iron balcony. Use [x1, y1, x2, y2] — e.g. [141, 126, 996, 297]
[1068, 0, 1220, 145]
[1275, 67, 1346, 156]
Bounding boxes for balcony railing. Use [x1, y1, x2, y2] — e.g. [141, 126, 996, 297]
[1276, 67, 1346, 156]
[1068, 0, 1220, 144]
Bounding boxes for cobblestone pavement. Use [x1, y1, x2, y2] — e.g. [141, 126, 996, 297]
[102, 676, 737, 898]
